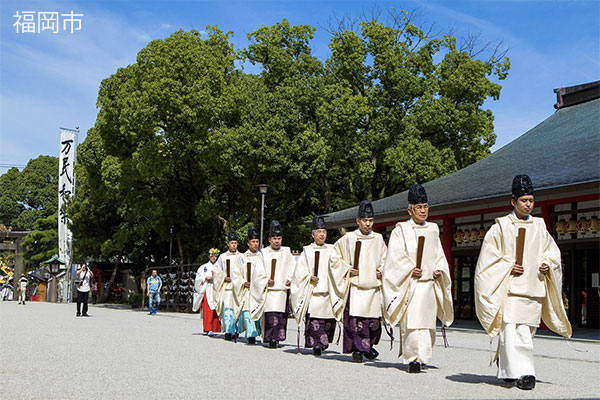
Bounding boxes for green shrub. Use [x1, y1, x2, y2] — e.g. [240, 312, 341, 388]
[126, 293, 144, 308]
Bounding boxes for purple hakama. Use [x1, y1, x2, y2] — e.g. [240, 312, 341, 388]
[304, 315, 336, 350]
[263, 311, 288, 342]
[342, 293, 381, 353]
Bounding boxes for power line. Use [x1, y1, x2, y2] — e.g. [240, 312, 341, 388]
[0, 164, 26, 169]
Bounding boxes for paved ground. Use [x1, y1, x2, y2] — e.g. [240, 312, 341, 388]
[1, 301, 599, 400]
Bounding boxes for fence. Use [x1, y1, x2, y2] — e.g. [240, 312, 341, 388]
[145, 264, 201, 313]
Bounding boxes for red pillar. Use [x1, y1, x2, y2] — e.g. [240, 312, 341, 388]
[540, 201, 553, 232]
[443, 217, 455, 286]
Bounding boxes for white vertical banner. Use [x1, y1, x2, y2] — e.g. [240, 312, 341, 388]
[58, 128, 78, 273]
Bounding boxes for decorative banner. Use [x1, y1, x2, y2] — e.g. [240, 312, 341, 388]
[58, 128, 78, 271]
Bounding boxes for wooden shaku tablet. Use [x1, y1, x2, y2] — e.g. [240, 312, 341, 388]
[416, 236, 425, 270]
[270, 259, 277, 281]
[314, 251, 320, 277]
[353, 240, 362, 270]
[516, 227, 526, 266]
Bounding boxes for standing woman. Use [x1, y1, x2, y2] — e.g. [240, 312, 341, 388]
[76, 263, 93, 317]
[91, 280, 99, 304]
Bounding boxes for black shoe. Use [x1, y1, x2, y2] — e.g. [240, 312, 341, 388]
[363, 347, 379, 360]
[352, 351, 363, 363]
[408, 361, 421, 373]
[247, 337, 256, 345]
[76, 313, 81, 317]
[224, 333, 232, 341]
[268, 341, 278, 349]
[516, 375, 535, 390]
[82, 314, 90, 317]
[313, 347, 322, 357]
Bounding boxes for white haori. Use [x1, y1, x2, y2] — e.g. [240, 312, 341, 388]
[232, 250, 264, 318]
[250, 246, 295, 320]
[290, 243, 334, 323]
[504, 295, 542, 326]
[497, 323, 536, 379]
[329, 229, 387, 320]
[192, 261, 218, 312]
[474, 214, 571, 338]
[213, 251, 242, 315]
[382, 219, 453, 329]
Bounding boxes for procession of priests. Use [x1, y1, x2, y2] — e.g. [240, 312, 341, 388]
[189, 175, 570, 389]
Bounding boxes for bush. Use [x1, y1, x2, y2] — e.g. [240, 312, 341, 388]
[126, 293, 144, 308]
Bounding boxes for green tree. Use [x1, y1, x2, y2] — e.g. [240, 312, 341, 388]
[316, 11, 509, 207]
[0, 156, 59, 267]
[70, 12, 509, 269]
[0, 156, 58, 230]
[22, 212, 58, 265]
[0, 167, 22, 226]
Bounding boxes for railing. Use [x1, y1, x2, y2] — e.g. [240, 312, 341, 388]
[145, 264, 201, 313]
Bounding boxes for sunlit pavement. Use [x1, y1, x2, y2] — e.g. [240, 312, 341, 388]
[1, 301, 598, 399]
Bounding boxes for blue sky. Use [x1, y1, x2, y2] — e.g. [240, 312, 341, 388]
[1, 0, 598, 173]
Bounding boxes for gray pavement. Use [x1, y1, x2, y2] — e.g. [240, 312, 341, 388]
[1, 301, 599, 399]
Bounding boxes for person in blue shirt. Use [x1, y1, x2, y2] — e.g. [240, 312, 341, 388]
[146, 270, 163, 315]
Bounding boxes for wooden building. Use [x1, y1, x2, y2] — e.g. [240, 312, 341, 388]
[320, 81, 600, 328]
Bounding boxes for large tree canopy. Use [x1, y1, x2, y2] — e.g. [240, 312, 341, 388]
[0, 155, 59, 266]
[68, 13, 510, 267]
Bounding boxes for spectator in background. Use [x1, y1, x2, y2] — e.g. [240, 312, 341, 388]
[91, 280, 99, 304]
[76, 264, 93, 317]
[146, 270, 162, 315]
[18, 274, 28, 305]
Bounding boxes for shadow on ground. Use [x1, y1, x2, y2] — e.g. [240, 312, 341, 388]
[445, 373, 520, 389]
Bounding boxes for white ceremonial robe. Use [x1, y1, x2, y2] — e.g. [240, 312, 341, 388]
[290, 243, 335, 324]
[329, 229, 387, 320]
[475, 213, 571, 379]
[382, 219, 453, 364]
[213, 251, 242, 316]
[232, 250, 264, 320]
[192, 261, 219, 312]
[249, 245, 295, 320]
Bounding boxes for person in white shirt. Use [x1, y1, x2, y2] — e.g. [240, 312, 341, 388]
[18, 274, 28, 304]
[76, 264, 93, 317]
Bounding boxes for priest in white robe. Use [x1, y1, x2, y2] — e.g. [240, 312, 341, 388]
[192, 248, 221, 336]
[231, 227, 263, 345]
[213, 230, 243, 341]
[475, 175, 571, 390]
[329, 200, 387, 363]
[249, 220, 296, 349]
[290, 216, 336, 356]
[382, 184, 453, 373]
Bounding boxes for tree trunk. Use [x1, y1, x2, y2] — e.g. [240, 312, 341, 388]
[177, 234, 185, 266]
[99, 253, 122, 303]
